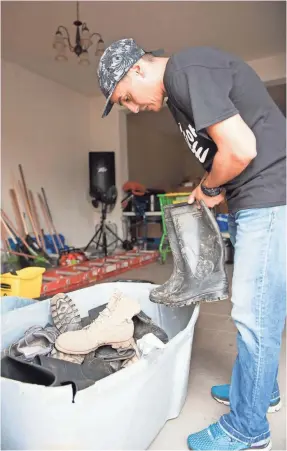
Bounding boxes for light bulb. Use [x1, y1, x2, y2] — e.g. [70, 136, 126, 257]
[81, 24, 92, 49]
[53, 31, 65, 51]
[53, 30, 67, 62]
[95, 39, 105, 56]
[55, 52, 68, 62]
[79, 50, 90, 66]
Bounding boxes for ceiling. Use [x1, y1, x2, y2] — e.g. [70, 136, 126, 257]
[2, 1, 286, 96]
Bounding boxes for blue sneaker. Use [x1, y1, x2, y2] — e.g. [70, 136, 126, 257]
[187, 422, 272, 450]
[211, 384, 282, 414]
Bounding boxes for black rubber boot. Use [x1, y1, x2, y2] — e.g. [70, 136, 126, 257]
[38, 355, 122, 391]
[88, 305, 169, 344]
[1, 355, 57, 386]
[1, 353, 124, 395]
[149, 205, 185, 302]
[150, 201, 229, 307]
[133, 311, 169, 343]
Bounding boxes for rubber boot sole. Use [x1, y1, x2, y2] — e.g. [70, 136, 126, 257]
[149, 287, 229, 307]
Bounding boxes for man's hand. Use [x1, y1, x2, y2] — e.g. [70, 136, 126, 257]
[188, 184, 225, 208]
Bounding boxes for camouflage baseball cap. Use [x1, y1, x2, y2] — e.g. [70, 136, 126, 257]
[97, 38, 162, 118]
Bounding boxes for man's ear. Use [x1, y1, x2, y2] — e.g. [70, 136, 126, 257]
[130, 63, 144, 77]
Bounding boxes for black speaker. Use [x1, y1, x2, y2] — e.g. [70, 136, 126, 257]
[89, 152, 116, 198]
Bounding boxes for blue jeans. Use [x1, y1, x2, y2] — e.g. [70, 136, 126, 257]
[219, 206, 286, 444]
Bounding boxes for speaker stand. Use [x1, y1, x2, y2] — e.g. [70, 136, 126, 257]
[84, 202, 127, 257]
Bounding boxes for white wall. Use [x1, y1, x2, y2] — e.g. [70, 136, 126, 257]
[1, 61, 93, 247]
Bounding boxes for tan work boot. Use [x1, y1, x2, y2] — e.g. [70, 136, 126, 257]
[55, 290, 141, 356]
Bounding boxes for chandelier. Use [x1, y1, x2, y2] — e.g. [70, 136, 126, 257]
[53, 1, 105, 66]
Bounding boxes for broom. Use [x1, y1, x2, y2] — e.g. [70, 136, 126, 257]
[0, 211, 51, 268]
[41, 187, 65, 249]
[1, 248, 44, 261]
[10, 181, 54, 265]
[1, 217, 23, 272]
[29, 190, 46, 251]
[38, 193, 59, 254]
[18, 164, 42, 248]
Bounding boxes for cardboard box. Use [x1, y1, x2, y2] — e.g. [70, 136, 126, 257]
[216, 199, 229, 214]
[138, 222, 162, 238]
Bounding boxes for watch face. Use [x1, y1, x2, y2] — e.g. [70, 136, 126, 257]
[201, 184, 222, 197]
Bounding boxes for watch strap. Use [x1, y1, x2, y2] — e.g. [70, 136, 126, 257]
[201, 183, 223, 197]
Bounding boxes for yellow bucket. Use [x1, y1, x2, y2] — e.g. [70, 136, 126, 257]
[0, 267, 45, 299]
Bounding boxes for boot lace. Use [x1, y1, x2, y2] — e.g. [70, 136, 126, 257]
[83, 290, 124, 335]
[84, 291, 122, 333]
[83, 307, 112, 332]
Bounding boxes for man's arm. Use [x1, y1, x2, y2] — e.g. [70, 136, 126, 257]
[188, 114, 257, 208]
[203, 114, 257, 189]
[198, 171, 208, 185]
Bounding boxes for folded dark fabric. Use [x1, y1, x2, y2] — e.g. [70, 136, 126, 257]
[1, 353, 123, 396]
[81, 316, 92, 328]
[88, 346, 135, 362]
[2, 325, 60, 362]
[50, 348, 84, 365]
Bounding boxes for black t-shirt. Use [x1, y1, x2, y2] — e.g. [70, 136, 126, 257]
[163, 47, 286, 212]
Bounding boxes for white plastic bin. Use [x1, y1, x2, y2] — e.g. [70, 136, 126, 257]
[1, 296, 37, 315]
[1, 282, 199, 450]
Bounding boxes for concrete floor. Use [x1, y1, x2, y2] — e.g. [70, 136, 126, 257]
[107, 256, 286, 450]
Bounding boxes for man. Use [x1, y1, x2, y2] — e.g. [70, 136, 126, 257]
[97, 38, 286, 450]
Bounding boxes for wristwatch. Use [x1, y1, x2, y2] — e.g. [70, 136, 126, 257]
[200, 183, 223, 197]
